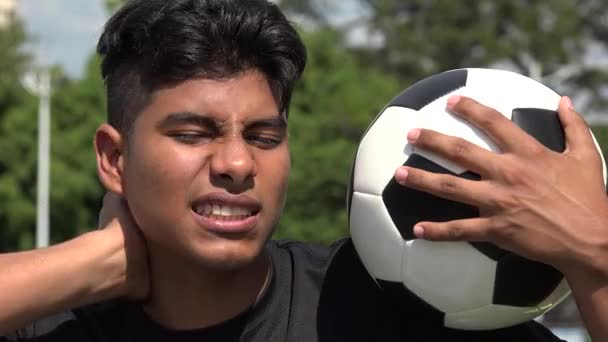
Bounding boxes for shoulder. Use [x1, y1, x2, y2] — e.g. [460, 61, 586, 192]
[266, 238, 369, 288]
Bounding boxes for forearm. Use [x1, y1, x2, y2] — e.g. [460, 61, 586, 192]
[565, 268, 608, 342]
[0, 229, 127, 334]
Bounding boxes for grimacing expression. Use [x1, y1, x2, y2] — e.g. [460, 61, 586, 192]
[122, 70, 289, 269]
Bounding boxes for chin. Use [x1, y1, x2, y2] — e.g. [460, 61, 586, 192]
[189, 239, 265, 271]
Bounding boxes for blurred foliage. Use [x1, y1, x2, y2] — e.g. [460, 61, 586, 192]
[2, 0, 608, 250]
[591, 126, 608, 163]
[282, 0, 608, 114]
[104, 0, 124, 12]
[47, 56, 106, 244]
[0, 18, 36, 251]
[0, 15, 106, 250]
[276, 29, 399, 243]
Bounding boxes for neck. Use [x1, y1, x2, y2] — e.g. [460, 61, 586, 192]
[142, 243, 271, 330]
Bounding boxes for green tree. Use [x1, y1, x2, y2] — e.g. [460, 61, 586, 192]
[591, 126, 608, 163]
[0, 18, 37, 251]
[281, 0, 608, 114]
[48, 55, 106, 244]
[0, 34, 106, 252]
[105, 0, 124, 13]
[276, 29, 399, 244]
[373, 1, 608, 110]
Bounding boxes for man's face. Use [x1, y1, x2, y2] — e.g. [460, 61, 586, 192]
[122, 70, 289, 270]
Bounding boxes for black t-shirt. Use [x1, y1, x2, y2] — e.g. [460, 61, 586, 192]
[2, 239, 564, 341]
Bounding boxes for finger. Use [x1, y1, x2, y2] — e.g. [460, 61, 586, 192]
[98, 193, 111, 228]
[407, 128, 498, 178]
[557, 96, 595, 154]
[395, 165, 494, 209]
[413, 217, 495, 242]
[98, 192, 123, 228]
[447, 96, 543, 154]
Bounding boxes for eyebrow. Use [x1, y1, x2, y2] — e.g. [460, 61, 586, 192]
[245, 117, 287, 130]
[157, 111, 287, 131]
[156, 112, 220, 130]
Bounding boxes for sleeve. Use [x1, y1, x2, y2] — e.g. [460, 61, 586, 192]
[0, 311, 80, 341]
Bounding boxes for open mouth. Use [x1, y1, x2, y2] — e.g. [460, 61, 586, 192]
[192, 203, 259, 221]
[190, 194, 262, 235]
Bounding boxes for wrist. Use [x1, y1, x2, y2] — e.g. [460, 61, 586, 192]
[77, 228, 130, 303]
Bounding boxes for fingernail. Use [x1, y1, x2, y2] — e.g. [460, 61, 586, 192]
[563, 96, 575, 110]
[395, 168, 408, 183]
[407, 129, 421, 143]
[447, 95, 461, 108]
[414, 225, 425, 238]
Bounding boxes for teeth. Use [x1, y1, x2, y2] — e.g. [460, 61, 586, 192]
[212, 204, 221, 215]
[195, 204, 253, 217]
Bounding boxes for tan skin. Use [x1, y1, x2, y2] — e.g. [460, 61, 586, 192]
[95, 69, 289, 329]
[395, 95, 608, 341]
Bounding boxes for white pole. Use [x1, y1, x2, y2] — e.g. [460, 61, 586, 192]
[36, 70, 51, 248]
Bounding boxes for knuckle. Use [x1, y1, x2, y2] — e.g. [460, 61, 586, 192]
[457, 96, 476, 111]
[448, 138, 471, 160]
[478, 111, 500, 128]
[497, 226, 517, 244]
[448, 225, 464, 240]
[485, 217, 503, 241]
[438, 176, 459, 195]
[490, 217, 517, 243]
[579, 144, 602, 162]
[415, 129, 434, 147]
[498, 158, 529, 185]
[404, 167, 423, 185]
[571, 111, 590, 129]
[526, 141, 546, 157]
[490, 191, 518, 210]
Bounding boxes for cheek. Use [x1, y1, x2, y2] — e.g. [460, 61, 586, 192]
[122, 142, 203, 230]
[261, 149, 290, 202]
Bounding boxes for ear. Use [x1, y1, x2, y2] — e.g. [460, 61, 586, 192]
[95, 124, 126, 195]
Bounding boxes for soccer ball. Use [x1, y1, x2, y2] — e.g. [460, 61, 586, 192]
[347, 68, 607, 330]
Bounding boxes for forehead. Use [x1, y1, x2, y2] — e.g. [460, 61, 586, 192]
[141, 70, 280, 122]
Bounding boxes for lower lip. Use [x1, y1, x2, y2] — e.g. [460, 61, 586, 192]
[192, 211, 259, 235]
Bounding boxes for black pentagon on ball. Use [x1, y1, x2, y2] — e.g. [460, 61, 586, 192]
[382, 154, 481, 241]
[354, 69, 469, 149]
[388, 69, 468, 110]
[511, 108, 565, 152]
[493, 254, 563, 306]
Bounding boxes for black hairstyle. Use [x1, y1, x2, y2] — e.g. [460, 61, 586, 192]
[97, 0, 307, 135]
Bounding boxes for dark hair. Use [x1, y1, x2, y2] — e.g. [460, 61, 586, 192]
[97, 0, 307, 135]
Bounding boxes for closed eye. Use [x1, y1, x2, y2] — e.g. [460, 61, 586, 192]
[245, 134, 282, 148]
[168, 131, 214, 145]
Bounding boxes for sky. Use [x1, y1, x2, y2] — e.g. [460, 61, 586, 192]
[18, 0, 108, 78]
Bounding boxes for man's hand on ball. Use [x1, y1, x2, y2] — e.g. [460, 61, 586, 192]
[394, 95, 608, 277]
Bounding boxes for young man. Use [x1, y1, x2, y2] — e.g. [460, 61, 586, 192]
[1, 0, 608, 341]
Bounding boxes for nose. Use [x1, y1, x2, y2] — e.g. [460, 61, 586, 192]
[210, 136, 257, 189]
